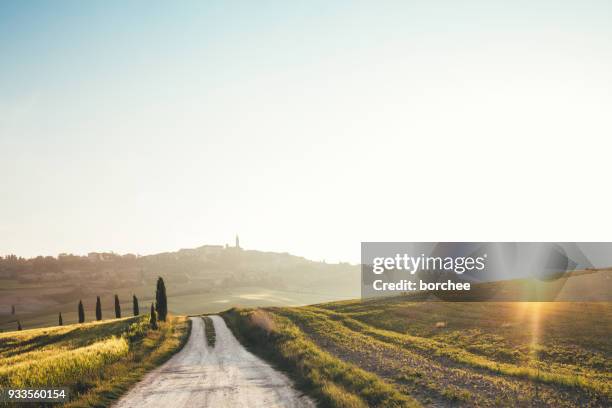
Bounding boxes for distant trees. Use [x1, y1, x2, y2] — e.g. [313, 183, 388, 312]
[149, 303, 157, 329]
[155, 277, 167, 322]
[133, 295, 139, 316]
[31, 255, 61, 274]
[114, 295, 121, 318]
[78, 300, 85, 323]
[17, 320, 22, 331]
[95, 296, 102, 321]
[59, 312, 63, 326]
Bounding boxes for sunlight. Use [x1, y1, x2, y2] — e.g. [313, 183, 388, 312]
[512, 301, 544, 358]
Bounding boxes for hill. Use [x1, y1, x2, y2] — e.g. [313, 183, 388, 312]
[0, 314, 189, 406]
[0, 245, 359, 331]
[223, 297, 611, 407]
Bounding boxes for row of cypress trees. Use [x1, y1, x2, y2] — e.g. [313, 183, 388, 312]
[73, 277, 167, 328]
[14, 277, 167, 331]
[75, 294, 135, 324]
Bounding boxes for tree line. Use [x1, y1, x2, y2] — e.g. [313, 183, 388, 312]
[14, 277, 167, 331]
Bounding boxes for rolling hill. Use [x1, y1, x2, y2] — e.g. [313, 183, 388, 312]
[223, 295, 611, 407]
[0, 245, 359, 331]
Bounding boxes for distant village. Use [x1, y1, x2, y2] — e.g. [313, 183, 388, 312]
[0, 236, 244, 283]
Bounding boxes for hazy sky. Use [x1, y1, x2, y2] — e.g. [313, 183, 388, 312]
[1, 1, 611, 263]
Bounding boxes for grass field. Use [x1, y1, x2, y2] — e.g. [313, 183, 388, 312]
[202, 316, 216, 347]
[223, 299, 611, 407]
[0, 314, 190, 407]
[223, 308, 420, 408]
[0, 285, 358, 333]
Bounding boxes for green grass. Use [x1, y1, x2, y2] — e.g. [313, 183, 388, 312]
[222, 308, 421, 408]
[0, 314, 191, 407]
[202, 316, 216, 347]
[305, 305, 610, 395]
[226, 300, 611, 407]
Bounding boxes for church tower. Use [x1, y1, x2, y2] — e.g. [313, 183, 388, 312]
[235, 235, 240, 249]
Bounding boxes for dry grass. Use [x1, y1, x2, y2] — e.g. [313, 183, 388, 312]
[249, 309, 276, 334]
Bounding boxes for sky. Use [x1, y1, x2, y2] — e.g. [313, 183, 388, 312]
[1, 0, 611, 263]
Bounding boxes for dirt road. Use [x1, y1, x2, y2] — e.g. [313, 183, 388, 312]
[114, 316, 315, 408]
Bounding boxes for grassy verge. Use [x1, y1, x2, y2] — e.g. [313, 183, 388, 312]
[221, 308, 421, 408]
[202, 316, 216, 347]
[0, 314, 191, 407]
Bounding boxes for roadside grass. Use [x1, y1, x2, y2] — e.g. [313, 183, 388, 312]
[202, 316, 216, 347]
[222, 308, 421, 408]
[0, 314, 191, 407]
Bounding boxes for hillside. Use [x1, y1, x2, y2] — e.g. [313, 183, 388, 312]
[0, 314, 190, 406]
[223, 298, 611, 407]
[0, 245, 359, 331]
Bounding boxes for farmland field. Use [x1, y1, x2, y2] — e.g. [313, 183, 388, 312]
[224, 299, 611, 407]
[0, 314, 190, 407]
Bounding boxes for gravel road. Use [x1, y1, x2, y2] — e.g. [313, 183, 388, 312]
[114, 316, 315, 408]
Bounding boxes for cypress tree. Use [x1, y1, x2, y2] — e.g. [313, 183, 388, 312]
[17, 320, 22, 331]
[114, 294, 121, 318]
[95, 296, 102, 321]
[78, 300, 85, 323]
[133, 295, 139, 316]
[149, 303, 157, 329]
[59, 312, 63, 326]
[155, 277, 167, 321]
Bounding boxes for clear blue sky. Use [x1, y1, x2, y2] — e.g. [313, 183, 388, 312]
[1, 1, 611, 262]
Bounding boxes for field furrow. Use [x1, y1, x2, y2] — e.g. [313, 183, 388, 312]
[278, 306, 609, 407]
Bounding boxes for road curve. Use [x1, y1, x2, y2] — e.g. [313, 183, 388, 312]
[114, 316, 315, 408]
